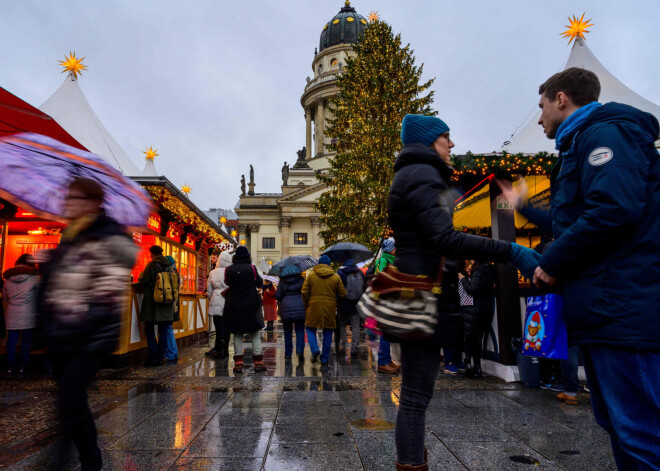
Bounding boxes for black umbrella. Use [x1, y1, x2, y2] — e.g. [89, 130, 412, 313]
[321, 242, 373, 264]
[268, 255, 317, 276]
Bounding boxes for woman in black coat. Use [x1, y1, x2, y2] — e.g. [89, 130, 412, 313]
[224, 246, 265, 373]
[459, 260, 496, 379]
[389, 114, 539, 470]
[275, 265, 307, 361]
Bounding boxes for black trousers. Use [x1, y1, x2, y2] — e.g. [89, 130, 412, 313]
[213, 316, 230, 351]
[53, 354, 103, 471]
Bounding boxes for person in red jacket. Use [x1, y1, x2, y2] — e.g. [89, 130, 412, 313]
[262, 279, 278, 331]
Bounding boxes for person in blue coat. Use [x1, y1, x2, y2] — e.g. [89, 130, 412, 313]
[275, 265, 307, 361]
[499, 67, 660, 470]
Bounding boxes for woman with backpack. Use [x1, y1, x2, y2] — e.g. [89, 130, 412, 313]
[337, 258, 365, 359]
[275, 265, 306, 361]
[224, 246, 266, 373]
[2, 254, 39, 374]
[207, 251, 232, 359]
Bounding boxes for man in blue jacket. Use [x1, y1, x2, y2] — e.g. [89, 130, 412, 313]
[501, 67, 660, 470]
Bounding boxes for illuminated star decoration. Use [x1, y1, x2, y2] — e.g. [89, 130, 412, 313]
[220, 216, 228, 225]
[367, 10, 380, 23]
[59, 52, 87, 78]
[180, 183, 192, 196]
[561, 13, 594, 44]
[143, 146, 158, 162]
[230, 230, 238, 237]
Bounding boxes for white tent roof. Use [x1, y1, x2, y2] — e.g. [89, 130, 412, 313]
[142, 158, 159, 176]
[503, 38, 660, 154]
[40, 73, 141, 175]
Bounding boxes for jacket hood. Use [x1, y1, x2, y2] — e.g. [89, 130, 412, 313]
[394, 144, 454, 181]
[152, 255, 171, 268]
[577, 102, 660, 144]
[3, 265, 38, 281]
[313, 264, 336, 278]
[218, 251, 232, 268]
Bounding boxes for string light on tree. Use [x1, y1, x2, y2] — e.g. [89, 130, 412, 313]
[561, 13, 594, 44]
[59, 52, 87, 78]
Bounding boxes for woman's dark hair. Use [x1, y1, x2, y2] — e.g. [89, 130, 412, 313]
[15, 253, 36, 268]
[539, 67, 600, 106]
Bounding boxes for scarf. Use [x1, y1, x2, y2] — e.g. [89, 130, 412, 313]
[555, 101, 602, 151]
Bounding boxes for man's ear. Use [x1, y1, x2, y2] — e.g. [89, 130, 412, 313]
[555, 91, 569, 110]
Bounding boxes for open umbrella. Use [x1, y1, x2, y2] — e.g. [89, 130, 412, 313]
[321, 242, 373, 264]
[268, 255, 317, 276]
[0, 133, 153, 229]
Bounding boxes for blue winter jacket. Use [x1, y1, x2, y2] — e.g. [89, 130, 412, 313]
[523, 102, 660, 350]
[274, 274, 306, 322]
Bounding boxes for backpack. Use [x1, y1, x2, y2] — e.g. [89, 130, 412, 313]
[345, 271, 365, 302]
[153, 264, 178, 304]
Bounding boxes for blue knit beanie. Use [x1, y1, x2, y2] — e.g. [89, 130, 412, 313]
[400, 114, 450, 146]
[382, 238, 396, 254]
[319, 255, 332, 265]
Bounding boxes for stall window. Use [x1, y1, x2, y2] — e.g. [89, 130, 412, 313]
[179, 249, 197, 294]
[294, 233, 308, 245]
[262, 237, 275, 249]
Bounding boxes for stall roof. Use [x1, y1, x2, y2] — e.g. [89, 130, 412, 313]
[132, 175, 233, 243]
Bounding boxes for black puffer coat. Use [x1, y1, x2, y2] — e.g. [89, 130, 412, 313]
[275, 274, 306, 323]
[387, 144, 511, 348]
[223, 255, 264, 334]
[460, 263, 496, 337]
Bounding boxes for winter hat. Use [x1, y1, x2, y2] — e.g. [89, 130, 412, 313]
[529, 312, 541, 328]
[382, 237, 396, 254]
[235, 245, 250, 258]
[400, 114, 450, 147]
[165, 255, 176, 267]
[281, 265, 301, 277]
[319, 255, 332, 265]
[149, 245, 163, 256]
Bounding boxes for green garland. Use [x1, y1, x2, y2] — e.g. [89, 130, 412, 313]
[452, 151, 557, 182]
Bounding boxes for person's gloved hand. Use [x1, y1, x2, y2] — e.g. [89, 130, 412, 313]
[510, 243, 542, 279]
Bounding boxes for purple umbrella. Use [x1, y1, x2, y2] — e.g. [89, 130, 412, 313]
[0, 133, 153, 229]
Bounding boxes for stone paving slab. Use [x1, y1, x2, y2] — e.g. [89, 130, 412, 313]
[0, 329, 616, 470]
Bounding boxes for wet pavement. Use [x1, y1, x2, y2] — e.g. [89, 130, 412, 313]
[1, 327, 614, 470]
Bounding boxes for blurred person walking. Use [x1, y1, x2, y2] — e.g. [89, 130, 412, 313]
[262, 278, 277, 331]
[388, 114, 537, 470]
[275, 265, 307, 361]
[224, 246, 266, 372]
[2, 253, 39, 374]
[337, 258, 365, 359]
[302, 254, 346, 365]
[136, 245, 176, 367]
[39, 177, 137, 471]
[163, 255, 180, 363]
[207, 251, 232, 359]
[498, 68, 660, 469]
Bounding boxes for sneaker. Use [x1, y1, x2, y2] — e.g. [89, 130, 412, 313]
[540, 382, 564, 392]
[556, 392, 578, 405]
[444, 363, 459, 375]
[311, 352, 320, 364]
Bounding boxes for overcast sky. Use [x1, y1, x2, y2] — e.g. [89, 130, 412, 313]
[3, 0, 659, 211]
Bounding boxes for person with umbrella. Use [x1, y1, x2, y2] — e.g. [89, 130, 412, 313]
[301, 254, 346, 365]
[38, 177, 138, 471]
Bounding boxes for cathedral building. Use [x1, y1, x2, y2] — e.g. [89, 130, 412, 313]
[235, 2, 367, 263]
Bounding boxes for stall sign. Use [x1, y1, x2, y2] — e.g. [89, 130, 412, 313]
[167, 226, 182, 243]
[16, 208, 36, 218]
[133, 232, 143, 243]
[147, 213, 161, 232]
[184, 234, 196, 249]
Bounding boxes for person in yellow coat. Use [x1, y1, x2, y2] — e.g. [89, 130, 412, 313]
[302, 255, 346, 365]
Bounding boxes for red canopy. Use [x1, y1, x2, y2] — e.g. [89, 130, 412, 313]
[0, 86, 86, 150]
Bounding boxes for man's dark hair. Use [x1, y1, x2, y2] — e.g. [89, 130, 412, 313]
[539, 67, 601, 106]
[149, 245, 163, 256]
[68, 177, 104, 202]
[15, 253, 36, 268]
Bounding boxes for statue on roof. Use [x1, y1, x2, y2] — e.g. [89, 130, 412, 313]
[282, 162, 289, 185]
[249, 165, 254, 184]
[296, 147, 306, 162]
[240, 175, 246, 196]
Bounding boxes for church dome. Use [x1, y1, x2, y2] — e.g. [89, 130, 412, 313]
[319, 1, 368, 53]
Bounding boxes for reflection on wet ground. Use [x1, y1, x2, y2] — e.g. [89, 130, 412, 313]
[1, 327, 614, 470]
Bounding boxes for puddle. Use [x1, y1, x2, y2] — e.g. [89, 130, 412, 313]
[351, 419, 395, 430]
[509, 455, 541, 465]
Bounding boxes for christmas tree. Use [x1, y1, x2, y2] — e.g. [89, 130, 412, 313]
[317, 19, 435, 250]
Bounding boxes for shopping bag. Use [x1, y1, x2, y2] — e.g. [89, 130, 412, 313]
[521, 294, 568, 360]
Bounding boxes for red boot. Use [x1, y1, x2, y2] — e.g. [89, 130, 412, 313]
[233, 355, 244, 373]
[253, 355, 267, 372]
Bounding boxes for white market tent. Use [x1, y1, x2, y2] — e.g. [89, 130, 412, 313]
[40, 72, 142, 176]
[503, 37, 660, 154]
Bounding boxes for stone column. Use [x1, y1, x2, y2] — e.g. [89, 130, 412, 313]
[237, 223, 247, 246]
[305, 109, 312, 159]
[310, 216, 321, 258]
[280, 216, 292, 258]
[315, 100, 324, 156]
[248, 223, 260, 258]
